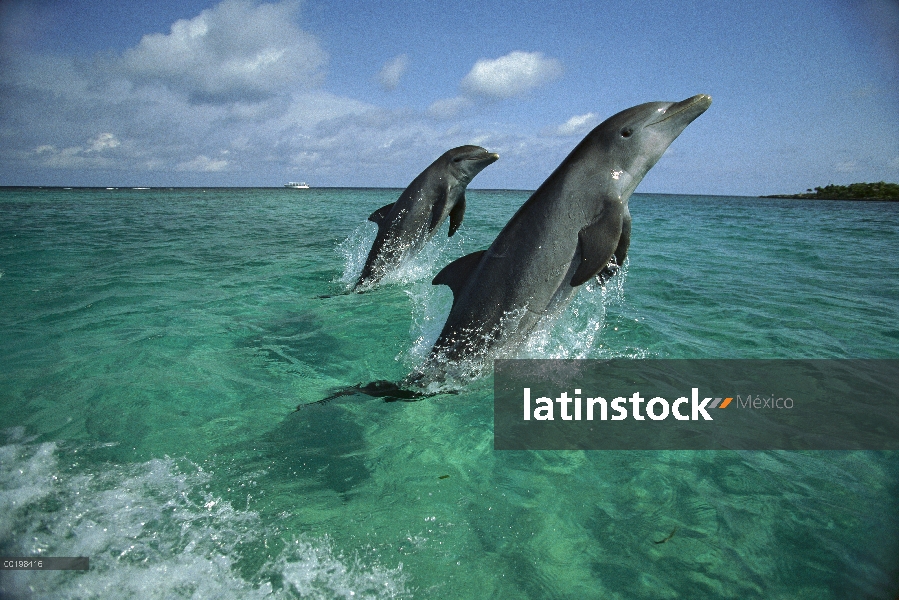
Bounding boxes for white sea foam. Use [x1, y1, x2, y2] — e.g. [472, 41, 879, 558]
[402, 281, 454, 367]
[0, 430, 409, 599]
[377, 226, 464, 289]
[337, 222, 378, 287]
[337, 221, 466, 291]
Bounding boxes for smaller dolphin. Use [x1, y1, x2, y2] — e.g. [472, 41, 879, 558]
[354, 146, 499, 290]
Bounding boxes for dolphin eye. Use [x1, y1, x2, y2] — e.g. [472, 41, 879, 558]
[620, 128, 633, 138]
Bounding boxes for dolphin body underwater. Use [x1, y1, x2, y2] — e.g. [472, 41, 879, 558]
[303, 95, 711, 404]
[353, 145, 499, 291]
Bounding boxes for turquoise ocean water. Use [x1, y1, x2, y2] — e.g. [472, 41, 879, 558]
[1, 186, 897, 598]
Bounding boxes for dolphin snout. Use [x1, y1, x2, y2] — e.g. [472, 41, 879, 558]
[647, 94, 712, 127]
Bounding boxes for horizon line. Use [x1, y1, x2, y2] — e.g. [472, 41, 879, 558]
[0, 185, 780, 198]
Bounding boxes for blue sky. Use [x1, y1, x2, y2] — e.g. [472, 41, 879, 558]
[1, 0, 897, 194]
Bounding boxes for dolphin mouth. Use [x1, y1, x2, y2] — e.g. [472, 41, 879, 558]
[458, 152, 499, 165]
[474, 152, 500, 168]
[647, 94, 712, 127]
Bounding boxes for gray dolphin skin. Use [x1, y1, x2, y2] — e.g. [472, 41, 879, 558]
[413, 95, 712, 384]
[354, 145, 499, 290]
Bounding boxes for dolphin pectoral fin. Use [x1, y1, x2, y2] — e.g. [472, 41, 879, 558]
[368, 203, 396, 225]
[614, 210, 631, 267]
[448, 195, 465, 237]
[433, 250, 486, 297]
[593, 210, 631, 285]
[571, 215, 623, 287]
[429, 188, 448, 232]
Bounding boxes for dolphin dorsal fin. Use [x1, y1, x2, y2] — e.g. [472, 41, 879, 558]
[368, 202, 395, 225]
[448, 194, 465, 237]
[571, 209, 624, 287]
[432, 250, 485, 297]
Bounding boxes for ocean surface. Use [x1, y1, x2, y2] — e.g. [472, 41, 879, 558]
[1, 186, 897, 599]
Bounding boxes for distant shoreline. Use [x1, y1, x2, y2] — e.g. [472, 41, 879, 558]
[762, 194, 899, 201]
[763, 182, 899, 201]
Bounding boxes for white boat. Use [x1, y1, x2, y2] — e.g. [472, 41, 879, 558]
[284, 182, 310, 189]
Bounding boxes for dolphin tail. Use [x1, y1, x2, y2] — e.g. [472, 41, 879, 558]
[316, 288, 359, 299]
[296, 380, 428, 409]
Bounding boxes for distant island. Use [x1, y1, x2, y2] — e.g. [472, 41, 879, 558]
[764, 181, 899, 200]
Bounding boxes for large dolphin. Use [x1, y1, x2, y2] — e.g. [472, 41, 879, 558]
[354, 145, 499, 290]
[409, 95, 712, 385]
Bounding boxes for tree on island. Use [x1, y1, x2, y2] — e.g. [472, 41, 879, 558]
[768, 181, 899, 200]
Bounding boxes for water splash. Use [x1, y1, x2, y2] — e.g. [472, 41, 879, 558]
[336, 223, 377, 288]
[400, 260, 643, 389]
[401, 281, 454, 368]
[524, 260, 634, 359]
[0, 429, 410, 600]
[336, 222, 467, 292]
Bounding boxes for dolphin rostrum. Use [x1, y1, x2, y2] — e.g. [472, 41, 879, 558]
[354, 145, 499, 290]
[410, 95, 712, 385]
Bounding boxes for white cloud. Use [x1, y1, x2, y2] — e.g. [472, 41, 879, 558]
[177, 155, 229, 172]
[550, 113, 600, 136]
[0, 3, 574, 188]
[119, 0, 326, 102]
[36, 146, 115, 170]
[89, 133, 120, 152]
[461, 51, 562, 99]
[25, 133, 122, 170]
[39, 147, 89, 169]
[377, 54, 410, 90]
[427, 96, 472, 120]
